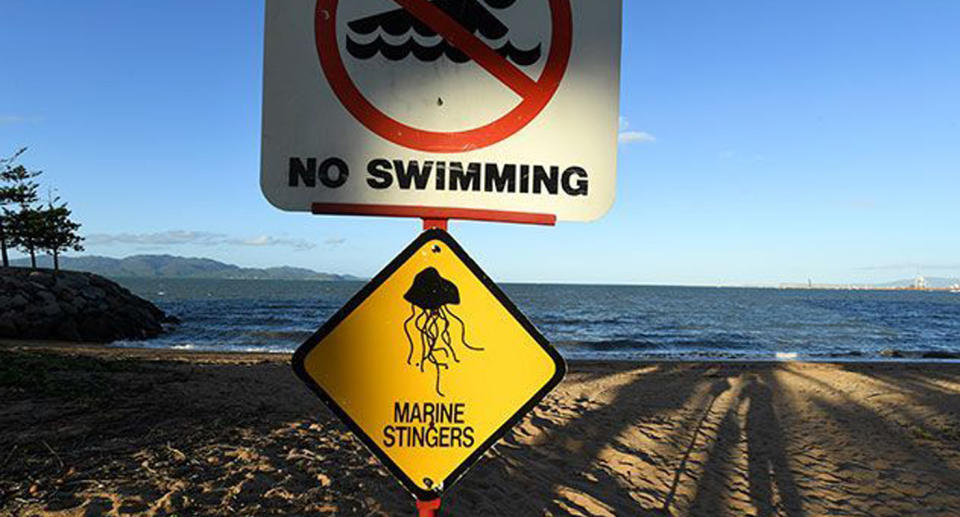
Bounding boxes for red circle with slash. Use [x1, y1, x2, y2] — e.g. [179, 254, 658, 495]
[315, 0, 573, 153]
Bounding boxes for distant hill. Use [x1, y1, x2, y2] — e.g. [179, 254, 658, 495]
[10, 255, 361, 281]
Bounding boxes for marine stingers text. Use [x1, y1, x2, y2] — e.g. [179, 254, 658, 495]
[288, 157, 590, 196]
[383, 402, 476, 449]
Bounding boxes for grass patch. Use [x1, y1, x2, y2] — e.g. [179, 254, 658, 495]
[0, 350, 146, 397]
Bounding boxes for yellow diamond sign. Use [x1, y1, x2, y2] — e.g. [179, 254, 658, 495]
[293, 229, 565, 499]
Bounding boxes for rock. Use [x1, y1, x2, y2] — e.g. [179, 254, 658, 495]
[880, 349, 904, 358]
[79, 286, 106, 300]
[0, 314, 16, 336]
[55, 319, 82, 341]
[39, 302, 62, 318]
[60, 302, 78, 316]
[28, 270, 54, 286]
[59, 273, 90, 289]
[921, 351, 960, 359]
[0, 267, 177, 343]
[77, 316, 116, 342]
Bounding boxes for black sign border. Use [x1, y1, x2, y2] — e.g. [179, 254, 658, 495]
[291, 228, 567, 501]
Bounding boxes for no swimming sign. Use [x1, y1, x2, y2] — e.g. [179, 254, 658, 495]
[261, 0, 622, 221]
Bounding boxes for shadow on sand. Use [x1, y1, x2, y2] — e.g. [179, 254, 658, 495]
[4, 349, 960, 516]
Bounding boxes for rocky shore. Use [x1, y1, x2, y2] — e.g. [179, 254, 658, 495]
[0, 267, 177, 342]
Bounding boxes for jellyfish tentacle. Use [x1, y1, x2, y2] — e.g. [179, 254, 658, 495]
[414, 308, 429, 368]
[402, 304, 417, 365]
[426, 309, 439, 341]
[424, 310, 442, 361]
[427, 353, 449, 397]
[418, 328, 428, 372]
[434, 361, 446, 397]
[428, 309, 457, 363]
[438, 309, 460, 362]
[417, 313, 430, 372]
[418, 308, 446, 394]
[444, 306, 484, 351]
[423, 338, 449, 397]
[425, 311, 440, 359]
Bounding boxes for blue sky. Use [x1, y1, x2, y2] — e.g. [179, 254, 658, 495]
[2, 0, 958, 285]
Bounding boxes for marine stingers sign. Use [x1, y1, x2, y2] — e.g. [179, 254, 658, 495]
[262, 0, 623, 221]
[292, 230, 565, 499]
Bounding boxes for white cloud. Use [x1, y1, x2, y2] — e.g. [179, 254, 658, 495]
[617, 116, 656, 145]
[87, 231, 316, 251]
[618, 131, 657, 144]
[0, 115, 40, 125]
[859, 263, 960, 271]
[324, 237, 347, 247]
[240, 235, 272, 246]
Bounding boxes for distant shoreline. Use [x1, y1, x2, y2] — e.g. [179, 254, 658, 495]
[7, 254, 362, 282]
[4, 339, 960, 364]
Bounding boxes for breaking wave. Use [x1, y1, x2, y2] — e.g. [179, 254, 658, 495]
[346, 0, 541, 66]
[346, 36, 541, 65]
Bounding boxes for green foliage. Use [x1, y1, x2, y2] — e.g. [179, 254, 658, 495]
[7, 206, 44, 257]
[0, 147, 29, 267]
[0, 148, 84, 269]
[1, 148, 43, 266]
[0, 151, 40, 207]
[38, 195, 85, 271]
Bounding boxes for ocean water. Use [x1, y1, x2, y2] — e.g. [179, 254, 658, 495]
[113, 278, 960, 361]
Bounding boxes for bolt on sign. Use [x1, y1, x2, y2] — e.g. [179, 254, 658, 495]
[292, 230, 565, 499]
[261, 0, 623, 221]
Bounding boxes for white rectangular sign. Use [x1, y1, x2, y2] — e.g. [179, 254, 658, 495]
[261, 0, 622, 221]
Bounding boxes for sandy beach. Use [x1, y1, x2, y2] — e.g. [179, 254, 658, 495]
[2, 342, 960, 516]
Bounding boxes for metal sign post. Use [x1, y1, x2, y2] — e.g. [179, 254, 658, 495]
[416, 497, 442, 517]
[262, 0, 622, 513]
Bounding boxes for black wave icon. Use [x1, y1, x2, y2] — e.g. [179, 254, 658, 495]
[347, 0, 542, 66]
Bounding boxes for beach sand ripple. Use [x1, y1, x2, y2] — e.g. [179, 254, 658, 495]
[2, 343, 960, 516]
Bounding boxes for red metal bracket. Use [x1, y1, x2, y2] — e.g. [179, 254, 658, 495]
[311, 203, 557, 230]
[422, 218, 448, 231]
[416, 498, 442, 517]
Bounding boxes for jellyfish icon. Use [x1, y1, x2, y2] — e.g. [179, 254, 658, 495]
[403, 267, 483, 396]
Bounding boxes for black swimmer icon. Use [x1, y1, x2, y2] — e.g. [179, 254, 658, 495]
[347, 0, 542, 66]
[403, 267, 483, 397]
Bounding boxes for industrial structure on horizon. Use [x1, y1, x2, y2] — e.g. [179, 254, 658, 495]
[780, 275, 960, 292]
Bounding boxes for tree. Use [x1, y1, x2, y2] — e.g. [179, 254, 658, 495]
[1, 149, 83, 271]
[8, 208, 45, 268]
[0, 148, 28, 267]
[1, 150, 43, 268]
[38, 195, 84, 272]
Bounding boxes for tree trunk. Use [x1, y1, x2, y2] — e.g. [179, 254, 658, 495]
[53, 250, 59, 272]
[0, 219, 7, 267]
[29, 246, 36, 269]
